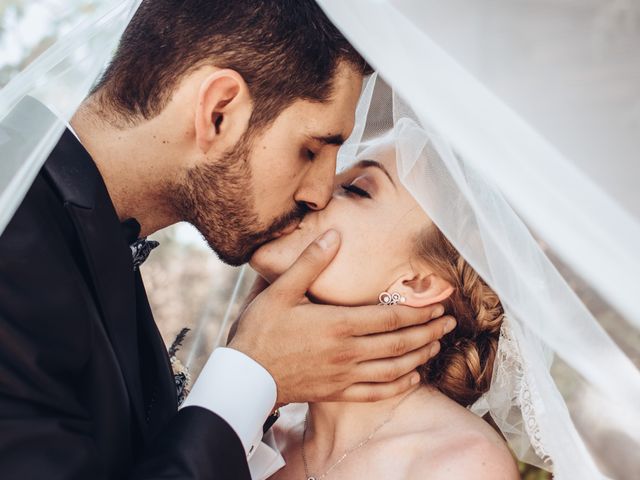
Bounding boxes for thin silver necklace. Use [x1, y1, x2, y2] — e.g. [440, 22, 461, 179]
[301, 388, 419, 480]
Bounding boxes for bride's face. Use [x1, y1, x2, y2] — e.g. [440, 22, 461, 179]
[250, 142, 434, 306]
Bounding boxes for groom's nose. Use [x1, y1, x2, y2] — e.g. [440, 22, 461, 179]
[294, 151, 337, 211]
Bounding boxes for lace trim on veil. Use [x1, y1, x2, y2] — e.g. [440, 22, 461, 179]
[471, 317, 553, 469]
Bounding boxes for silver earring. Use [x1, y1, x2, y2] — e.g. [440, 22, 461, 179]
[378, 291, 405, 305]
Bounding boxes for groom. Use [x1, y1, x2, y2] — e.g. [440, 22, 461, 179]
[0, 1, 454, 479]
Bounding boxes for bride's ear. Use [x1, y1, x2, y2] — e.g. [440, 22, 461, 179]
[387, 271, 454, 307]
[194, 69, 252, 154]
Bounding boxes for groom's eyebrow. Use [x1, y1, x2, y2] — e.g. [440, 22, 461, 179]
[356, 159, 396, 187]
[312, 134, 345, 146]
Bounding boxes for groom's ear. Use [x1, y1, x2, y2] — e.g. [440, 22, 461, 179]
[194, 69, 252, 154]
[388, 271, 454, 308]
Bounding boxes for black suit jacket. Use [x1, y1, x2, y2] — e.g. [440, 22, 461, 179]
[0, 98, 251, 479]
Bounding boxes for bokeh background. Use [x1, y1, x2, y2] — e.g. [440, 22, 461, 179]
[4, 2, 639, 478]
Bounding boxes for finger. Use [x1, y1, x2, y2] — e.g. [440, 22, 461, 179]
[354, 343, 439, 383]
[270, 229, 341, 300]
[353, 316, 455, 361]
[336, 371, 421, 403]
[347, 303, 448, 336]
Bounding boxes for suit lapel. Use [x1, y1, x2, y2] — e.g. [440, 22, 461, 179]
[13, 96, 178, 441]
[134, 272, 178, 436]
[43, 129, 147, 433]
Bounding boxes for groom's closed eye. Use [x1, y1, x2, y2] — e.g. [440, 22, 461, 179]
[305, 148, 317, 161]
[303, 134, 346, 162]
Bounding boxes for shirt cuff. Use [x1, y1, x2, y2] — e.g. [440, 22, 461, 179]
[181, 347, 277, 459]
[248, 429, 286, 480]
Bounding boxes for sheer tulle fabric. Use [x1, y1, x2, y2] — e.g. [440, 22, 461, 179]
[0, 0, 141, 235]
[318, 2, 640, 477]
[319, 0, 640, 330]
[335, 67, 639, 480]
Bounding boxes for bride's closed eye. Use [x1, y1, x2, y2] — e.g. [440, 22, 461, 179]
[339, 171, 377, 199]
[341, 183, 372, 198]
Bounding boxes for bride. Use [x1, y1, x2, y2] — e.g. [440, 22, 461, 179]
[249, 131, 520, 479]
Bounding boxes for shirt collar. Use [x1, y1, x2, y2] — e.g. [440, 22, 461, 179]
[121, 217, 142, 244]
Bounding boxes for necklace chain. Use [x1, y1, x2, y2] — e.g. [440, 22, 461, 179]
[301, 389, 418, 480]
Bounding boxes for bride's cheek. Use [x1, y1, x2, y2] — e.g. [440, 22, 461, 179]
[307, 254, 366, 306]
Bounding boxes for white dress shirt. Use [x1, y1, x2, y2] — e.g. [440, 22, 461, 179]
[181, 348, 285, 478]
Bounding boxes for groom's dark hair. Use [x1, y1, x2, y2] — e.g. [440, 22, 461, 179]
[93, 0, 370, 128]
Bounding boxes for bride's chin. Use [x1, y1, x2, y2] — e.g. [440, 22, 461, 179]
[250, 230, 314, 282]
[249, 251, 282, 283]
[251, 265, 279, 284]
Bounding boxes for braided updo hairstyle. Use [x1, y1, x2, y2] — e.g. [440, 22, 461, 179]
[415, 226, 504, 407]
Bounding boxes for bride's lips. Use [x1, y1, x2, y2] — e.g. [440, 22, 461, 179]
[273, 219, 302, 239]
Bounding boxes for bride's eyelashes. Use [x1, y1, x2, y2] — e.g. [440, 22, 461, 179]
[341, 183, 372, 198]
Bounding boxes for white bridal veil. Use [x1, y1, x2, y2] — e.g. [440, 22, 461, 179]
[0, 0, 141, 235]
[1, 0, 639, 478]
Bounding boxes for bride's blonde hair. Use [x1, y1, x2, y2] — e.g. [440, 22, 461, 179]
[415, 226, 503, 406]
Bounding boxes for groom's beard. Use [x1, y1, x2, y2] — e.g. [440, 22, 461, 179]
[171, 131, 308, 266]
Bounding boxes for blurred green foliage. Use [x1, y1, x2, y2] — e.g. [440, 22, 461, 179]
[519, 461, 552, 480]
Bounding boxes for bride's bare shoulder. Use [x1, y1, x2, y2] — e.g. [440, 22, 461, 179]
[404, 394, 519, 480]
[407, 430, 519, 479]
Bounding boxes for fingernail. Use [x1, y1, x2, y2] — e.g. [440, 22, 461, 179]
[431, 305, 445, 319]
[316, 229, 339, 250]
[410, 373, 420, 385]
[430, 342, 441, 356]
[445, 318, 456, 333]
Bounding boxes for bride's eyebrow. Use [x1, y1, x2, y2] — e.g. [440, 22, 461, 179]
[355, 159, 396, 188]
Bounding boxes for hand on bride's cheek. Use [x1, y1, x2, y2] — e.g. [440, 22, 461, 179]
[250, 146, 451, 307]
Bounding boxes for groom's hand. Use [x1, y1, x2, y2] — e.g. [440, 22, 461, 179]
[228, 229, 456, 405]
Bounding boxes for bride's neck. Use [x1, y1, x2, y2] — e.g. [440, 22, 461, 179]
[304, 385, 431, 460]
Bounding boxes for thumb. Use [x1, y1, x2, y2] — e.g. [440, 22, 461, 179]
[271, 229, 341, 300]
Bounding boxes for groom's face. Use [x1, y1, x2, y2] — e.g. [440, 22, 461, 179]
[177, 64, 363, 265]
